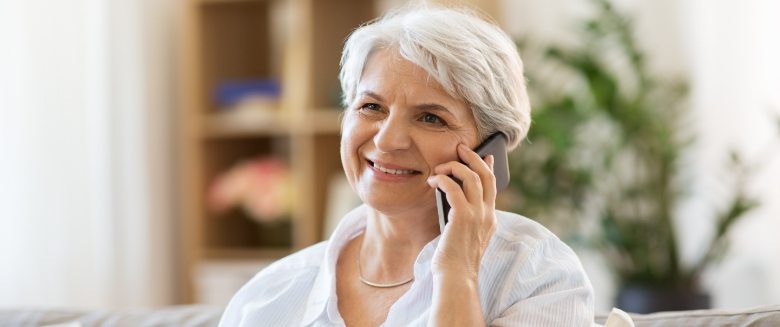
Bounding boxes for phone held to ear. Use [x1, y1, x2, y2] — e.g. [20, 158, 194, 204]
[435, 133, 510, 233]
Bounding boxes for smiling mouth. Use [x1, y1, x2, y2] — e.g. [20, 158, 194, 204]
[366, 160, 422, 175]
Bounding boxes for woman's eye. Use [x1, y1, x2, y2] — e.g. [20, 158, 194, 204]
[421, 113, 446, 126]
[360, 103, 381, 111]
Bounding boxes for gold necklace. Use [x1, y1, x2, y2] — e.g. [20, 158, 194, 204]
[357, 237, 414, 288]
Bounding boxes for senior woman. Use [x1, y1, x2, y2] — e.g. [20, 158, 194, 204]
[220, 5, 594, 327]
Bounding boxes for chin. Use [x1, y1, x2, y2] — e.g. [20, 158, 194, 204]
[360, 191, 436, 217]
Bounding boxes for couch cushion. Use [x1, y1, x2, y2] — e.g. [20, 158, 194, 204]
[595, 304, 780, 327]
[0, 305, 222, 327]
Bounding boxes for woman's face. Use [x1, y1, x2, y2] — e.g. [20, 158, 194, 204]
[340, 48, 479, 216]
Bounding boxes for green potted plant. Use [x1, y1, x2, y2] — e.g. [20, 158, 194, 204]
[507, 0, 762, 313]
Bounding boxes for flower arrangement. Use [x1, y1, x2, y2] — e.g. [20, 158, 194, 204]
[208, 156, 292, 224]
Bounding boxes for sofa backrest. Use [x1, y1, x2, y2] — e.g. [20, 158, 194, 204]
[595, 304, 780, 327]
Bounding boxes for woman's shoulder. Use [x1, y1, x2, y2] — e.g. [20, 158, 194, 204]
[234, 241, 329, 295]
[219, 242, 330, 326]
[488, 210, 586, 274]
[224, 242, 328, 304]
[481, 211, 594, 323]
[259, 241, 329, 277]
[487, 210, 587, 277]
[492, 210, 564, 249]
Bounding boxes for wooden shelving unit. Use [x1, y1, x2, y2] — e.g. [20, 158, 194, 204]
[176, 0, 499, 304]
[176, 0, 375, 303]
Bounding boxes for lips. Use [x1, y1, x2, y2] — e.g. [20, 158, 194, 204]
[366, 159, 422, 175]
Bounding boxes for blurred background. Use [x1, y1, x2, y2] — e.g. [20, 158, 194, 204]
[0, 0, 778, 314]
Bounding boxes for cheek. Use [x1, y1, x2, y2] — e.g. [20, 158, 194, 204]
[340, 115, 369, 177]
[419, 136, 461, 171]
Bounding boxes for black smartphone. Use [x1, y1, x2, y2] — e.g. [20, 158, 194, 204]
[435, 133, 510, 233]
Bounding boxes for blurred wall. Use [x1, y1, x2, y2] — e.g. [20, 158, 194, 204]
[0, 0, 178, 308]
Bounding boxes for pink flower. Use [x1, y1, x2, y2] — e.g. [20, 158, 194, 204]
[209, 157, 291, 223]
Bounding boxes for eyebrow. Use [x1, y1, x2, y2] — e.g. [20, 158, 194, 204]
[414, 103, 452, 115]
[358, 90, 456, 117]
[359, 91, 385, 102]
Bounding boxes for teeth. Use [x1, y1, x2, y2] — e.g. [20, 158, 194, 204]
[372, 162, 416, 175]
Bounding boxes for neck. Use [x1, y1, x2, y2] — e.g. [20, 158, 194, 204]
[358, 205, 440, 281]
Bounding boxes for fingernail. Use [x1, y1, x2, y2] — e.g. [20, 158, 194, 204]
[489, 155, 495, 168]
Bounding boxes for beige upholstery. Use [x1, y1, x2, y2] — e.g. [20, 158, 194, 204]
[0, 305, 221, 327]
[595, 304, 780, 327]
[2, 304, 779, 326]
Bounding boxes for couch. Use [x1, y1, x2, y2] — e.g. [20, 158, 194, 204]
[0, 306, 221, 327]
[595, 304, 780, 326]
[2, 304, 779, 326]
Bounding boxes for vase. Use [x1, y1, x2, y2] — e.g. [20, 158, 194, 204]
[616, 282, 711, 314]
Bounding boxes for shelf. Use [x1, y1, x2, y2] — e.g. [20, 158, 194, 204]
[303, 109, 344, 134]
[308, 0, 376, 108]
[198, 0, 277, 113]
[202, 108, 343, 139]
[177, 0, 379, 304]
[203, 109, 290, 137]
[199, 0, 270, 6]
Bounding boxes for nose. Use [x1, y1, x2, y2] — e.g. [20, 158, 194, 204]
[373, 114, 411, 153]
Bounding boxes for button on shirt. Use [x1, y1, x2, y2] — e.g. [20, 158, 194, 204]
[219, 205, 594, 326]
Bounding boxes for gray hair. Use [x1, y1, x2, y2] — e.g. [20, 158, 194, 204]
[339, 4, 531, 150]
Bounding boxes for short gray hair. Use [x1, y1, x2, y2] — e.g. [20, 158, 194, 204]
[339, 4, 531, 150]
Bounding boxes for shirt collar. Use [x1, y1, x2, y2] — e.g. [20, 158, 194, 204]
[302, 205, 367, 325]
[300, 205, 446, 326]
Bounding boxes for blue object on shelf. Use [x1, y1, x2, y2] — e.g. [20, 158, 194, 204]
[214, 79, 281, 108]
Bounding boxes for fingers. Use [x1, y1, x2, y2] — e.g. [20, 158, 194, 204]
[462, 143, 496, 204]
[435, 144, 497, 205]
[432, 161, 483, 205]
[427, 174, 468, 210]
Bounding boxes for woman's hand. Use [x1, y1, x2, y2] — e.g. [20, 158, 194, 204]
[426, 143, 495, 326]
[426, 143, 497, 280]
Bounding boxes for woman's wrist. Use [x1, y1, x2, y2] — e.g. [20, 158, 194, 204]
[432, 270, 479, 288]
[430, 271, 485, 326]
[432, 272, 481, 308]
[432, 258, 481, 283]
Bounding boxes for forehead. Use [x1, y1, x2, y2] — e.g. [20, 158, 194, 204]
[358, 49, 458, 104]
[357, 49, 477, 124]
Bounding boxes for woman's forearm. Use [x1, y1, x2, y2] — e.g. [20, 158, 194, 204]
[430, 273, 486, 327]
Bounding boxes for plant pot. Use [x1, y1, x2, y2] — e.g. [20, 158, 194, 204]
[616, 283, 711, 314]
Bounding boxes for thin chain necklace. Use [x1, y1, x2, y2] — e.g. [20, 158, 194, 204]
[357, 236, 414, 288]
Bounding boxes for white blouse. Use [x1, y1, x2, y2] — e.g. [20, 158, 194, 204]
[219, 205, 594, 326]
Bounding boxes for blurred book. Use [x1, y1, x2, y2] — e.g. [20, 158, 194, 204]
[208, 79, 283, 132]
[214, 79, 280, 109]
[323, 174, 362, 240]
[206, 80, 283, 134]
